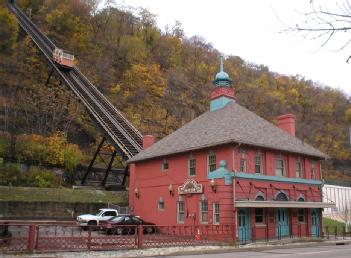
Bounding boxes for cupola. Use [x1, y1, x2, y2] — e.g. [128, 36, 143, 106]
[210, 55, 235, 111]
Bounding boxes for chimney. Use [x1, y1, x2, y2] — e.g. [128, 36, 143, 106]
[143, 135, 155, 149]
[276, 114, 296, 136]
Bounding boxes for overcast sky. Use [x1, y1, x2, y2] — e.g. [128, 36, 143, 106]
[120, 0, 351, 96]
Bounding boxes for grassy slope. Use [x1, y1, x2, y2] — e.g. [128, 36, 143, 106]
[323, 217, 346, 234]
[0, 186, 128, 203]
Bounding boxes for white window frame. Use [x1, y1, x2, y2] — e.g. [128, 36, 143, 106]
[240, 158, 246, 172]
[208, 150, 216, 173]
[255, 151, 263, 174]
[188, 154, 196, 176]
[310, 160, 315, 179]
[275, 155, 285, 177]
[213, 202, 220, 225]
[200, 199, 208, 224]
[177, 201, 185, 224]
[158, 197, 165, 210]
[296, 157, 303, 178]
[162, 159, 169, 171]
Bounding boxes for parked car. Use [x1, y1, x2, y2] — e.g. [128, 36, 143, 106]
[76, 208, 118, 228]
[102, 215, 156, 235]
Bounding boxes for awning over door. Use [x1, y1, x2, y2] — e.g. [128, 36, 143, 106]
[235, 201, 335, 209]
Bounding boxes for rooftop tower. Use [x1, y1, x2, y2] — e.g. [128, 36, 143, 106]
[210, 55, 235, 111]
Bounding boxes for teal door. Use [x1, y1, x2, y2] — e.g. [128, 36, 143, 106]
[311, 209, 320, 237]
[238, 208, 250, 243]
[276, 208, 289, 238]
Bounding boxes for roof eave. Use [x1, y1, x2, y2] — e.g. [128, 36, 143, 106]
[128, 139, 327, 164]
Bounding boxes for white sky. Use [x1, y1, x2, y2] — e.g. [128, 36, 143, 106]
[121, 0, 351, 96]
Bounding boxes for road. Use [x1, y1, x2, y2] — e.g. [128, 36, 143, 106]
[161, 245, 351, 258]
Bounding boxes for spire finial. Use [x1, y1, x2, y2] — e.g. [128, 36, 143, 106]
[220, 55, 224, 72]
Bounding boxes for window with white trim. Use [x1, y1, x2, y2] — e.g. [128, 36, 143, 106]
[240, 159, 246, 172]
[310, 160, 315, 179]
[208, 150, 216, 172]
[200, 197, 208, 224]
[177, 200, 185, 223]
[296, 158, 303, 178]
[255, 208, 264, 223]
[213, 203, 220, 225]
[188, 154, 196, 176]
[162, 159, 169, 171]
[275, 155, 285, 177]
[255, 151, 263, 174]
[298, 208, 305, 223]
[158, 197, 165, 210]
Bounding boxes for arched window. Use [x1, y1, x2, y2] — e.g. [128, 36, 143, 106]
[255, 192, 265, 201]
[275, 192, 289, 201]
[297, 196, 305, 202]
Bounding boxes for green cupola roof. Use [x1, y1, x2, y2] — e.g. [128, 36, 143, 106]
[213, 55, 232, 87]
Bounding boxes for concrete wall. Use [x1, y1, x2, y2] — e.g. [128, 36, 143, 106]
[0, 201, 109, 220]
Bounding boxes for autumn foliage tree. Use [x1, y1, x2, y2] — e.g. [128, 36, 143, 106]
[0, 0, 350, 182]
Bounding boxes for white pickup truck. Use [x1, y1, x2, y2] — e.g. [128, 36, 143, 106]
[76, 208, 118, 227]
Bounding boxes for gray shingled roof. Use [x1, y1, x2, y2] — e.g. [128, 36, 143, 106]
[129, 102, 327, 163]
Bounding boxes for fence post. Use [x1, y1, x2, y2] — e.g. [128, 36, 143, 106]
[27, 225, 36, 252]
[87, 229, 91, 250]
[266, 224, 268, 242]
[334, 226, 337, 240]
[137, 225, 143, 248]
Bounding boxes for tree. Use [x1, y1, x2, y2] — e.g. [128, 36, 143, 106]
[0, 7, 18, 54]
[345, 107, 351, 148]
[290, 0, 351, 61]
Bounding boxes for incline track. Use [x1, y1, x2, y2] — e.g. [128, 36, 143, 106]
[8, 1, 143, 159]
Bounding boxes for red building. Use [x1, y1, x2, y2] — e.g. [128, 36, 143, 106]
[128, 56, 334, 242]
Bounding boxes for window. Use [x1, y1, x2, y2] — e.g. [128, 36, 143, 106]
[103, 211, 116, 216]
[240, 159, 246, 172]
[255, 151, 263, 174]
[208, 151, 216, 172]
[213, 203, 220, 224]
[189, 155, 196, 176]
[158, 197, 164, 210]
[256, 193, 265, 201]
[162, 159, 169, 171]
[240, 148, 247, 155]
[298, 209, 305, 223]
[200, 199, 208, 223]
[255, 208, 264, 223]
[276, 192, 289, 201]
[275, 156, 285, 176]
[310, 160, 315, 179]
[177, 201, 185, 223]
[296, 158, 303, 178]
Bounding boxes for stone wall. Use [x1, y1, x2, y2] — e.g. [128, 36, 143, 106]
[0, 201, 114, 220]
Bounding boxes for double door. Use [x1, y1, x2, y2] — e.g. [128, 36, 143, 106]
[276, 208, 289, 238]
[238, 208, 250, 242]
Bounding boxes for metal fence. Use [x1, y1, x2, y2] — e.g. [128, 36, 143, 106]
[238, 224, 351, 245]
[0, 223, 235, 253]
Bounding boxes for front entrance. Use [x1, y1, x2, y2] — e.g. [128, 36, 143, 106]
[311, 209, 320, 237]
[238, 208, 250, 242]
[276, 208, 289, 238]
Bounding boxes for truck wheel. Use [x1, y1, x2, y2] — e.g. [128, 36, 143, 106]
[116, 227, 123, 235]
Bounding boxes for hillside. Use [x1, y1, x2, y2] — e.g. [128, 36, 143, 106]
[0, 0, 350, 181]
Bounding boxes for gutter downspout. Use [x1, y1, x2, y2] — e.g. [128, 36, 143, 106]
[233, 142, 241, 238]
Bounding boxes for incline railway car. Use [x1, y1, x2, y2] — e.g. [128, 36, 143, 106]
[53, 48, 74, 68]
